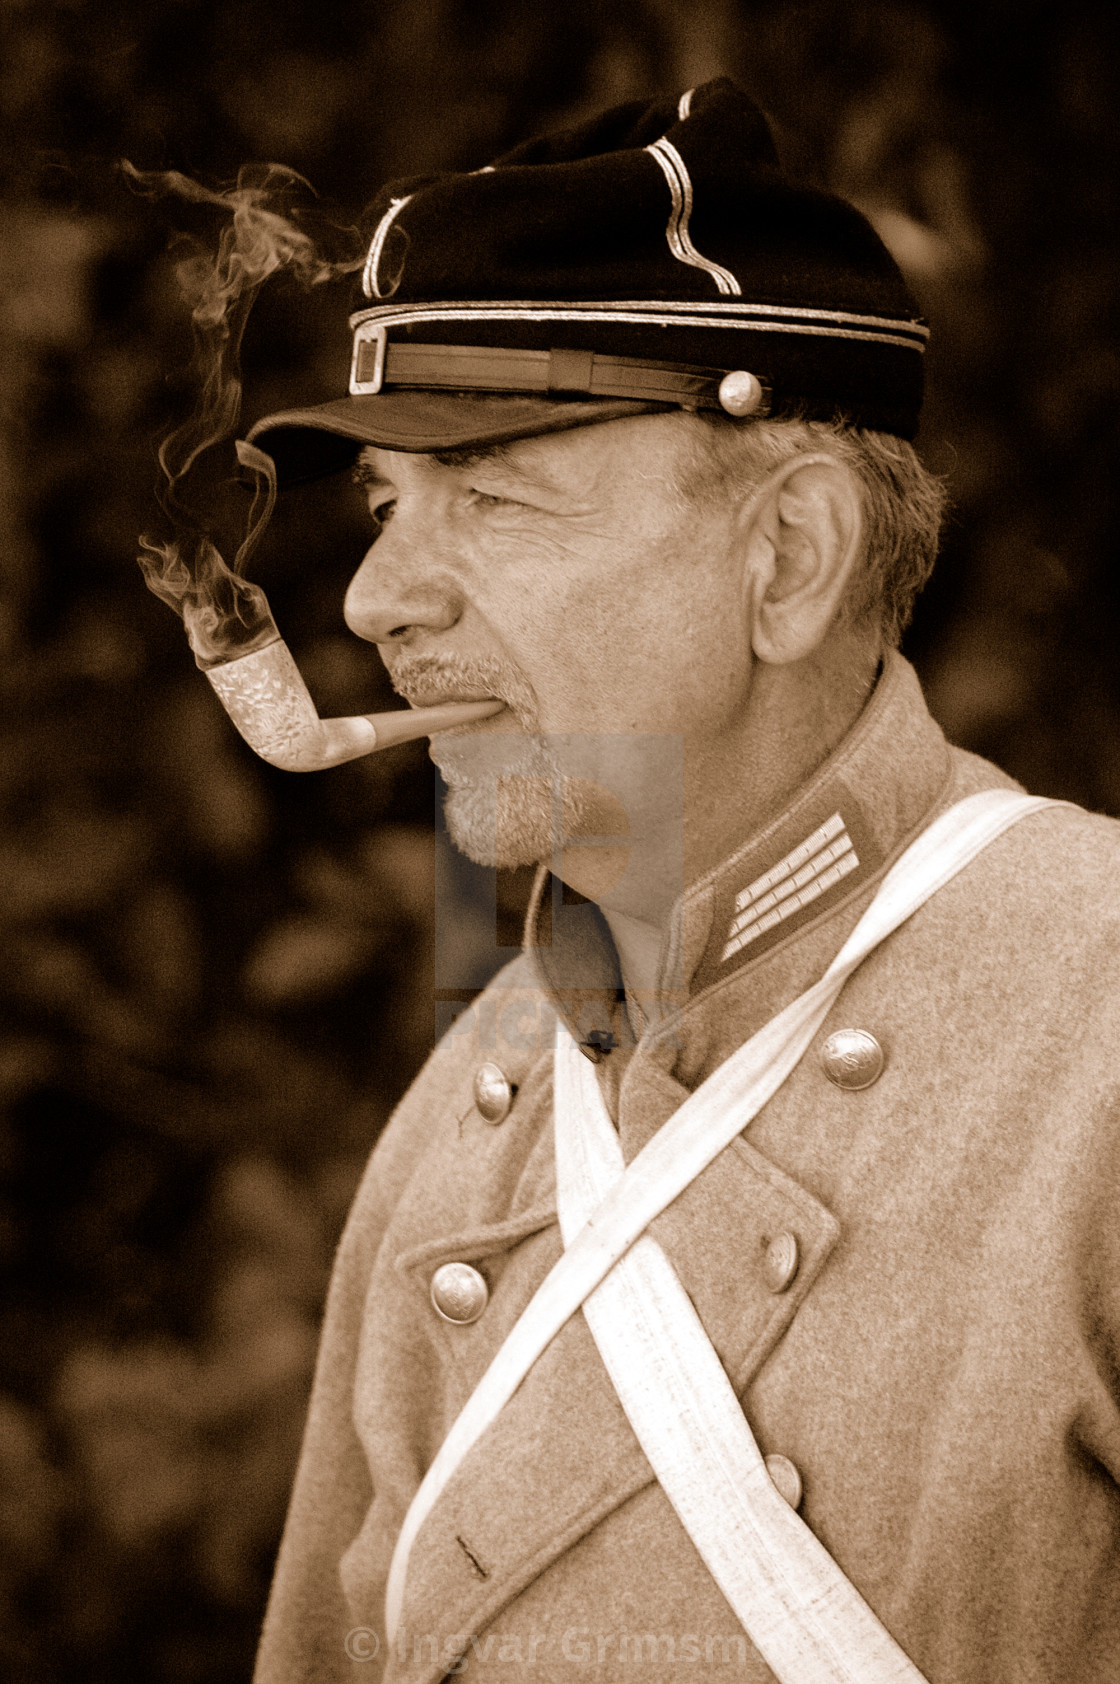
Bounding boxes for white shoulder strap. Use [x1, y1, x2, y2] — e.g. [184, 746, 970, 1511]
[384, 791, 1062, 1656]
[556, 1021, 921, 1684]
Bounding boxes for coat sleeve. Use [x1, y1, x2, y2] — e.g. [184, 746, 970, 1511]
[252, 1045, 455, 1684]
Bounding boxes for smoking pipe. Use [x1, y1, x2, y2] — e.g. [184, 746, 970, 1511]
[144, 441, 501, 769]
[204, 637, 503, 771]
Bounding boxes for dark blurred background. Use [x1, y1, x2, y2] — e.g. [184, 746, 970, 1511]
[0, 2, 1117, 1679]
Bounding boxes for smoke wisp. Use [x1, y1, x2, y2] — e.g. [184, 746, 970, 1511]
[128, 162, 360, 666]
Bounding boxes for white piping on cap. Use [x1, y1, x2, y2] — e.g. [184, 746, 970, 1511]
[348, 298, 931, 352]
[645, 136, 742, 297]
[351, 297, 929, 338]
[361, 195, 414, 299]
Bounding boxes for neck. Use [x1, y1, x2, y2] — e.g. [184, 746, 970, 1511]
[563, 639, 881, 1011]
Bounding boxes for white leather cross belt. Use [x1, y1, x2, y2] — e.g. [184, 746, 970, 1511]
[385, 790, 1061, 1680]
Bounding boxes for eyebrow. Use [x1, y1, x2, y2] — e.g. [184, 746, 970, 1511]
[352, 450, 391, 487]
[434, 441, 558, 490]
[430, 443, 512, 471]
[355, 441, 563, 496]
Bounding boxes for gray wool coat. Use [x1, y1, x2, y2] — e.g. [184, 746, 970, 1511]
[254, 652, 1120, 1684]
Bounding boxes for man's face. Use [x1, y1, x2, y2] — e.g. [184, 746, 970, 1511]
[344, 413, 753, 874]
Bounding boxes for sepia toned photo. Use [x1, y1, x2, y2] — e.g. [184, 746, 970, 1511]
[2, 5, 1117, 1681]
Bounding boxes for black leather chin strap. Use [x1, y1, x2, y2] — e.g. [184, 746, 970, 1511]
[351, 334, 771, 414]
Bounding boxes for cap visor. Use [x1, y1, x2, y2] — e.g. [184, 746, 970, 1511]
[245, 390, 666, 487]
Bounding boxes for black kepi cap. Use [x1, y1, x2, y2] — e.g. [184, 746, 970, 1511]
[247, 79, 928, 487]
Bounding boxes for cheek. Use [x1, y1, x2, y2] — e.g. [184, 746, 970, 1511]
[460, 512, 748, 731]
[462, 521, 606, 653]
[532, 574, 745, 733]
[466, 529, 581, 645]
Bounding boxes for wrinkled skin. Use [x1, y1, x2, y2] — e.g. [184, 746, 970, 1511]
[344, 412, 872, 994]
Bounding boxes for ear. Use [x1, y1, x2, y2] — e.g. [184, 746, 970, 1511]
[739, 454, 864, 665]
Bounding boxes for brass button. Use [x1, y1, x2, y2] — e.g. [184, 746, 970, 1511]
[430, 1262, 489, 1324]
[821, 1028, 884, 1091]
[765, 1454, 803, 1510]
[718, 370, 766, 417]
[473, 1062, 513, 1125]
[762, 1231, 800, 1293]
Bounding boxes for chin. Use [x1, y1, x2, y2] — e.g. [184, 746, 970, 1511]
[433, 727, 572, 871]
[442, 783, 555, 871]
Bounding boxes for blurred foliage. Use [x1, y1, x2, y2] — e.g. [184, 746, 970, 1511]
[0, 2, 1117, 1679]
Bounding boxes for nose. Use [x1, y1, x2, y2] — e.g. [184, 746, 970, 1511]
[343, 508, 462, 646]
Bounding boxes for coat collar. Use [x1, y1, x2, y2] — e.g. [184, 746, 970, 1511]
[525, 650, 952, 1055]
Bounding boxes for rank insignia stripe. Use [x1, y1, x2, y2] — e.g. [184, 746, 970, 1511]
[690, 800, 881, 996]
[720, 843, 859, 963]
[733, 813, 848, 914]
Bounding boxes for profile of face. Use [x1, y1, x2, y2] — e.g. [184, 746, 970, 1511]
[343, 413, 752, 894]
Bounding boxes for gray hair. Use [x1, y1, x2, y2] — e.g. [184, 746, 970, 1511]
[680, 413, 948, 647]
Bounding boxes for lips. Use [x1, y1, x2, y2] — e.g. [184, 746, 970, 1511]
[384, 654, 536, 728]
[403, 684, 501, 709]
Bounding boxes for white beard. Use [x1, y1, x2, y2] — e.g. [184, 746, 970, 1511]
[380, 650, 586, 870]
[433, 732, 592, 870]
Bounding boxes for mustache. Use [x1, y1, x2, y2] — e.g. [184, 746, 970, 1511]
[383, 651, 540, 728]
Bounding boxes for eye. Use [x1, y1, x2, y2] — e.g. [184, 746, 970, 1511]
[369, 495, 396, 526]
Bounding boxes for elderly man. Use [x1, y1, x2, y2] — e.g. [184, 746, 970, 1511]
[245, 80, 1120, 1683]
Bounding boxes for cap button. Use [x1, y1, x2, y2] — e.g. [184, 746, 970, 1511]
[430, 1262, 489, 1324]
[821, 1028, 884, 1091]
[473, 1062, 513, 1124]
[765, 1453, 803, 1510]
[762, 1231, 800, 1293]
[718, 370, 766, 417]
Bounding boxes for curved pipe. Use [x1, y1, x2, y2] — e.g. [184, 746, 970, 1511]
[204, 639, 503, 771]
